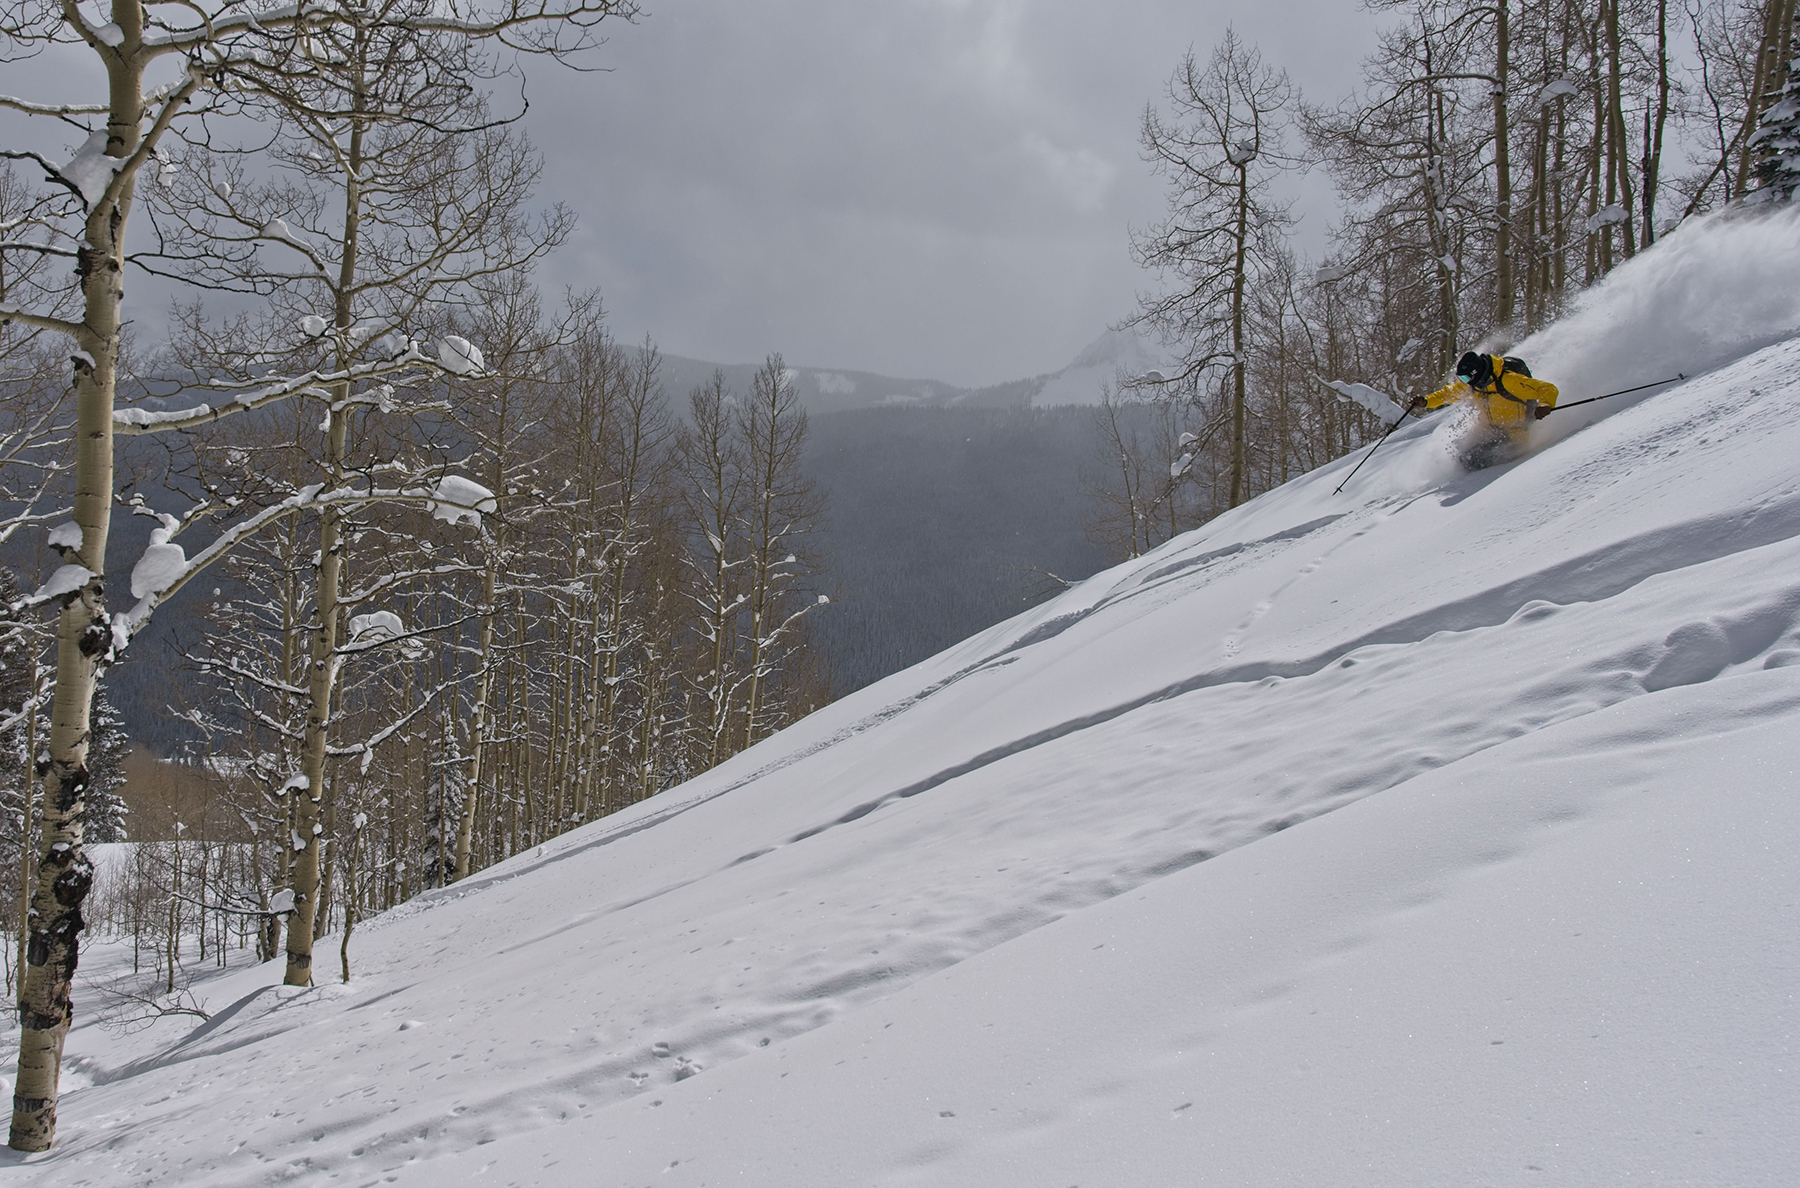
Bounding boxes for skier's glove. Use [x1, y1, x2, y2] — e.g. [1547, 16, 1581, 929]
[1534, 405, 1552, 420]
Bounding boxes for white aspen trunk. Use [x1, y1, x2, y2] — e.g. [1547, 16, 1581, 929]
[1639, 0, 1668, 249]
[286, 88, 365, 986]
[1227, 161, 1249, 509]
[338, 831, 356, 982]
[1737, 0, 1795, 192]
[13, 665, 40, 1005]
[452, 546, 499, 880]
[1604, 0, 1637, 260]
[1494, 0, 1515, 327]
[10, 2, 147, 1148]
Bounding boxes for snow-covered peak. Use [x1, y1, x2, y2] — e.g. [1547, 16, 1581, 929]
[1061, 326, 1164, 374]
[1029, 327, 1171, 406]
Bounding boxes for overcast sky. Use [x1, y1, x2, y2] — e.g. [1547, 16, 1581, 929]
[524, 1, 1378, 386]
[2, 2, 1381, 387]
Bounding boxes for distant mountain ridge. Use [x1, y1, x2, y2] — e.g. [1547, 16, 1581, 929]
[659, 328, 1166, 415]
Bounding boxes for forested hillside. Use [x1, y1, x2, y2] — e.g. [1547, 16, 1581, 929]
[804, 407, 1111, 693]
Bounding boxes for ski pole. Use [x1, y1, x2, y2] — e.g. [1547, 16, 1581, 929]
[1540, 373, 1685, 415]
[1334, 397, 1422, 495]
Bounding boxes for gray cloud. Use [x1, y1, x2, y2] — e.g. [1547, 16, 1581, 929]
[524, 0, 1373, 386]
[1, 2, 1373, 384]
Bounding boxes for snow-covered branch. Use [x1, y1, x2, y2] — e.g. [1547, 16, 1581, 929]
[0, 95, 109, 118]
[0, 301, 84, 339]
[0, 240, 79, 258]
[113, 340, 436, 434]
[326, 676, 457, 763]
[115, 475, 498, 643]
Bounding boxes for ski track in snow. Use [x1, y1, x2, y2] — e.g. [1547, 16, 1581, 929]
[5, 220, 1800, 1184]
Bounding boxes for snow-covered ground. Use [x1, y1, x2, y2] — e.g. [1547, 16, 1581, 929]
[3, 207, 1799, 1186]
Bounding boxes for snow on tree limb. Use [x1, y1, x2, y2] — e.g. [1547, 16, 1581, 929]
[18, 565, 94, 609]
[0, 95, 110, 118]
[0, 301, 85, 338]
[58, 131, 125, 208]
[427, 475, 497, 525]
[436, 335, 486, 376]
[113, 479, 500, 645]
[113, 340, 435, 434]
[1321, 378, 1406, 425]
[0, 240, 79, 258]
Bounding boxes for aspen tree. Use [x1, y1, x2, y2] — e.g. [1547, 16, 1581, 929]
[1738, 0, 1799, 191]
[679, 373, 749, 768]
[0, 0, 635, 1145]
[738, 356, 824, 747]
[1134, 31, 1295, 509]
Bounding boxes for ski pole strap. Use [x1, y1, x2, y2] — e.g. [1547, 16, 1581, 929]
[1544, 373, 1685, 414]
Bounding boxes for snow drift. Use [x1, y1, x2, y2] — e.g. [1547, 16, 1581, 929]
[5, 209, 1800, 1187]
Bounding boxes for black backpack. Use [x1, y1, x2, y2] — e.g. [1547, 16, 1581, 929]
[1502, 356, 1532, 378]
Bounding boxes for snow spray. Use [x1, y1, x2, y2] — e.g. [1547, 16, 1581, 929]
[1512, 202, 1800, 444]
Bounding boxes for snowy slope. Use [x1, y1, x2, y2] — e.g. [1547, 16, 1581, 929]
[6, 208, 1800, 1187]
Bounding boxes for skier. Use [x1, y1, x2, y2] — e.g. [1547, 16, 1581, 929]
[1411, 351, 1559, 470]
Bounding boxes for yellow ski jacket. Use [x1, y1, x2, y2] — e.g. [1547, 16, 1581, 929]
[1421, 355, 1559, 433]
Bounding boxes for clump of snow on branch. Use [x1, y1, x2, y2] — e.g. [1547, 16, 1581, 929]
[130, 520, 188, 599]
[300, 315, 328, 339]
[1323, 379, 1406, 425]
[1537, 78, 1578, 105]
[1586, 204, 1628, 233]
[61, 130, 123, 207]
[47, 522, 82, 552]
[348, 611, 405, 644]
[427, 475, 497, 527]
[264, 217, 316, 256]
[31, 565, 93, 603]
[436, 336, 486, 376]
[372, 332, 410, 359]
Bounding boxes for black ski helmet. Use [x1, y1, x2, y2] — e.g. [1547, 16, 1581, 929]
[1455, 351, 1493, 387]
